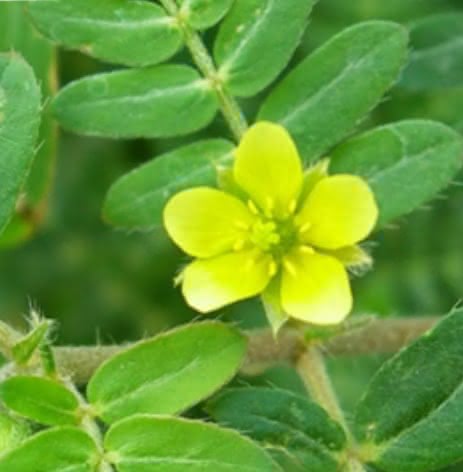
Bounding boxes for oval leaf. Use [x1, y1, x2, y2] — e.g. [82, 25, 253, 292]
[87, 322, 246, 424]
[400, 13, 463, 91]
[0, 53, 41, 234]
[214, 0, 316, 97]
[207, 387, 347, 472]
[355, 309, 463, 472]
[52, 65, 218, 139]
[103, 139, 234, 229]
[178, 0, 234, 29]
[0, 3, 57, 245]
[0, 427, 97, 472]
[330, 120, 463, 227]
[28, 0, 182, 67]
[0, 376, 80, 426]
[105, 415, 281, 472]
[259, 21, 408, 163]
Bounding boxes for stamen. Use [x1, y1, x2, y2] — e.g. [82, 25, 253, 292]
[288, 199, 297, 214]
[283, 258, 297, 277]
[265, 197, 274, 218]
[298, 222, 311, 234]
[247, 199, 259, 215]
[268, 260, 278, 277]
[299, 245, 315, 255]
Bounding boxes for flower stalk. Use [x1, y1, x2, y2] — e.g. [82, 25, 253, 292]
[296, 346, 348, 431]
[159, 0, 248, 141]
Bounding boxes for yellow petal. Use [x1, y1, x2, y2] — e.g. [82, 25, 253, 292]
[299, 158, 330, 203]
[281, 249, 352, 325]
[164, 187, 253, 258]
[181, 250, 273, 312]
[297, 175, 378, 250]
[234, 122, 303, 218]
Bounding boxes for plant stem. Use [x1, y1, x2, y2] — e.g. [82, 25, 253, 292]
[159, 0, 248, 141]
[51, 316, 439, 385]
[296, 346, 348, 431]
[296, 347, 367, 472]
[64, 379, 114, 472]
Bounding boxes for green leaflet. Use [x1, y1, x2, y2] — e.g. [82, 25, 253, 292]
[0, 427, 97, 472]
[214, 0, 316, 97]
[87, 322, 246, 424]
[0, 3, 56, 245]
[177, 0, 234, 29]
[259, 21, 408, 163]
[0, 376, 79, 426]
[400, 13, 463, 91]
[355, 308, 463, 472]
[103, 139, 234, 229]
[105, 415, 281, 472]
[0, 53, 41, 235]
[207, 387, 347, 472]
[52, 65, 218, 139]
[330, 120, 463, 227]
[28, 0, 183, 67]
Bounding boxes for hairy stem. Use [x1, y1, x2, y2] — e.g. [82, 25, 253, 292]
[64, 379, 114, 472]
[296, 347, 367, 472]
[159, 0, 248, 141]
[296, 346, 348, 430]
[52, 316, 439, 385]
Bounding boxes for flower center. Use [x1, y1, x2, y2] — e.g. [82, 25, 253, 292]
[249, 217, 298, 258]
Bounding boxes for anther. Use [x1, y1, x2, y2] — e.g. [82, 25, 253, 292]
[298, 222, 311, 234]
[265, 197, 275, 217]
[247, 200, 259, 215]
[299, 245, 315, 255]
[268, 260, 278, 277]
[283, 258, 297, 277]
[288, 199, 297, 214]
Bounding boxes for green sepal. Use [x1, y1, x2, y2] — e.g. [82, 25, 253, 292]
[0, 376, 80, 427]
[11, 320, 52, 365]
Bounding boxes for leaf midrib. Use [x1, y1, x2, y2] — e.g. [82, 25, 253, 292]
[281, 29, 400, 127]
[101, 355, 201, 416]
[219, 0, 274, 70]
[62, 81, 204, 111]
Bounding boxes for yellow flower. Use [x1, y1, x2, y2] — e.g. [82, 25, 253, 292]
[164, 122, 378, 331]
